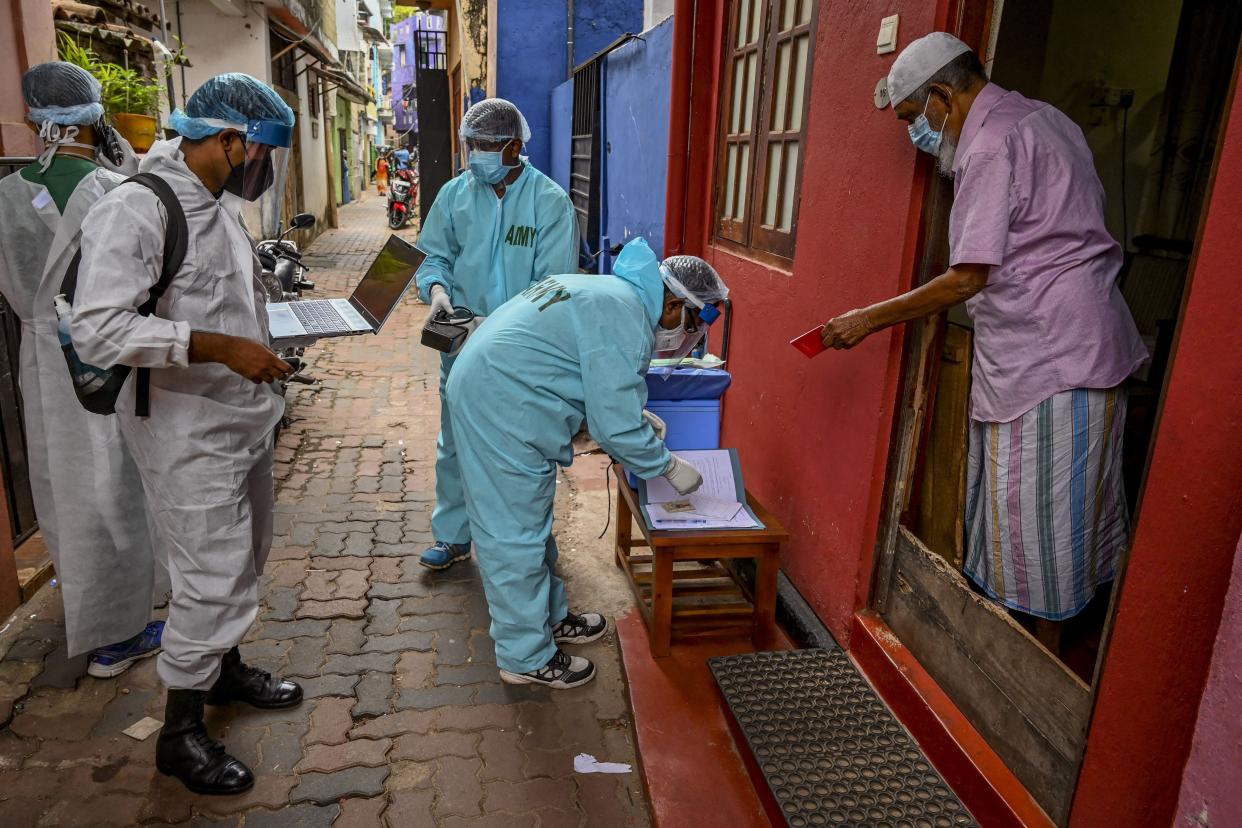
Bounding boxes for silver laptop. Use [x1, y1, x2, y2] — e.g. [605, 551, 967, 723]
[268, 234, 425, 346]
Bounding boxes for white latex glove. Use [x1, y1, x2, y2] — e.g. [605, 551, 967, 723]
[428, 284, 453, 319]
[663, 455, 703, 496]
[643, 409, 667, 440]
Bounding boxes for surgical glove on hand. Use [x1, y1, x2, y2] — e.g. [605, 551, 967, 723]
[663, 455, 703, 496]
[643, 409, 668, 440]
[428, 284, 454, 319]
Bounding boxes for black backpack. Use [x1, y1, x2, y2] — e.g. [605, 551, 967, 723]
[59, 172, 188, 416]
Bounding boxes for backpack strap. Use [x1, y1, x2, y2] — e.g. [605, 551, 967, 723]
[124, 172, 188, 417]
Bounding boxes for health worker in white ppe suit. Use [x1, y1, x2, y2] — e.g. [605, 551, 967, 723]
[0, 61, 163, 678]
[72, 73, 302, 797]
[415, 97, 579, 571]
[445, 238, 727, 689]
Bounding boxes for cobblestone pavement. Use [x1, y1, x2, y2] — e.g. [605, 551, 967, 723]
[0, 193, 651, 827]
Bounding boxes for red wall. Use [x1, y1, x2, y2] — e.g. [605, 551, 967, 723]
[681, 0, 943, 645]
[1070, 64, 1242, 828]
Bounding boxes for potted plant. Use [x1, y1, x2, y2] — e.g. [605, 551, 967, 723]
[58, 32, 164, 151]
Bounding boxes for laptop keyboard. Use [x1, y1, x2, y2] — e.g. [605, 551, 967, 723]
[290, 301, 351, 335]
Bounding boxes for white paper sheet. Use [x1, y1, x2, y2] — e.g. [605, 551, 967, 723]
[574, 753, 633, 774]
[644, 450, 759, 530]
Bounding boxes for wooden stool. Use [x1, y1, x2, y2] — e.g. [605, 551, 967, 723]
[612, 465, 788, 656]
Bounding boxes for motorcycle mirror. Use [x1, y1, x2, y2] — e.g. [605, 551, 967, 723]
[291, 213, 316, 229]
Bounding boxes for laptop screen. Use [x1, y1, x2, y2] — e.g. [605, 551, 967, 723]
[349, 235, 426, 330]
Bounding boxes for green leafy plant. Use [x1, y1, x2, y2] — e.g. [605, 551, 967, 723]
[56, 31, 162, 117]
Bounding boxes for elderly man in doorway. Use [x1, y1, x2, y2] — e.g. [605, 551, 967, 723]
[820, 33, 1147, 636]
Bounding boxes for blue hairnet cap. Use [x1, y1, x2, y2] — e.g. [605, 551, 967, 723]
[22, 61, 104, 126]
[170, 72, 295, 141]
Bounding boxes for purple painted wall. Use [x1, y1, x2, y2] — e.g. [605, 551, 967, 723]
[1176, 533, 1242, 827]
[390, 13, 446, 135]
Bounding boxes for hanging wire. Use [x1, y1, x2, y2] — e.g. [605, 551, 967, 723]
[597, 460, 617, 540]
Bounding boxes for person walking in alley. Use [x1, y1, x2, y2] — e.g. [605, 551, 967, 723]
[415, 97, 579, 571]
[820, 33, 1147, 636]
[446, 237, 721, 688]
[72, 73, 303, 796]
[376, 151, 389, 196]
[0, 62, 165, 679]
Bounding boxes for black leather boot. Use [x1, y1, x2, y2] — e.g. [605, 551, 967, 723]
[156, 688, 254, 795]
[205, 646, 303, 709]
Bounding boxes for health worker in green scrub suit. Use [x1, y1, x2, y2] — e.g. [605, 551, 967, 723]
[0, 62, 164, 678]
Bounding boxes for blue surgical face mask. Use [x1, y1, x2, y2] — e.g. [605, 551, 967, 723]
[908, 94, 949, 156]
[469, 144, 517, 184]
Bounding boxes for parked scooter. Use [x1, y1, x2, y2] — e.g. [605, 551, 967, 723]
[387, 168, 417, 229]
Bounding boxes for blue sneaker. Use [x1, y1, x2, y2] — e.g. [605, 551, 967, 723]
[88, 620, 164, 678]
[419, 541, 471, 570]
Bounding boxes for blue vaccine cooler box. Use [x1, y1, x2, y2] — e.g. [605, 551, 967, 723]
[625, 368, 731, 488]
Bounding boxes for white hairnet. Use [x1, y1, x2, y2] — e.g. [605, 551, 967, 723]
[459, 98, 531, 145]
[660, 256, 729, 307]
[883, 32, 972, 108]
[22, 61, 104, 126]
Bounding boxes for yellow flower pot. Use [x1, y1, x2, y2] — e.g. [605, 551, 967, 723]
[113, 113, 158, 152]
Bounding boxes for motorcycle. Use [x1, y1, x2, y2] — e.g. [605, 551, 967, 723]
[257, 213, 319, 413]
[387, 168, 417, 229]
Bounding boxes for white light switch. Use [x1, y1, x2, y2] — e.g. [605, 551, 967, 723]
[877, 14, 899, 55]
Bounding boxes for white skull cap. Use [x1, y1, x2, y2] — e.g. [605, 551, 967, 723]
[882, 32, 972, 108]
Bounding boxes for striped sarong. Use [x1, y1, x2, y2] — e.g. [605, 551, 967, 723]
[964, 387, 1129, 621]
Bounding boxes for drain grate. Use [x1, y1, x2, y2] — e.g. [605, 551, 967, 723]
[709, 649, 977, 828]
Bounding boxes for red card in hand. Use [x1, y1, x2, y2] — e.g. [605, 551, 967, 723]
[791, 326, 827, 358]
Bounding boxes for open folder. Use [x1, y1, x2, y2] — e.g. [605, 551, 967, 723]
[638, 449, 764, 531]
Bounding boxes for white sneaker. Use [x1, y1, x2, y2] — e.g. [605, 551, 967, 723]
[499, 649, 596, 689]
[552, 611, 609, 645]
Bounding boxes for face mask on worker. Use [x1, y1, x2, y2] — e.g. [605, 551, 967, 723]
[469, 142, 517, 185]
[908, 92, 949, 156]
[654, 306, 690, 352]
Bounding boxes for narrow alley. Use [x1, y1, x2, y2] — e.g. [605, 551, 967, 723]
[0, 194, 650, 827]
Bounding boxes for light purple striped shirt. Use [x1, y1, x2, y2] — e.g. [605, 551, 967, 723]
[949, 83, 1147, 423]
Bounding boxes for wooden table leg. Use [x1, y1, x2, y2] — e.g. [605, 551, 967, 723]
[753, 544, 779, 650]
[650, 550, 674, 657]
[614, 486, 633, 569]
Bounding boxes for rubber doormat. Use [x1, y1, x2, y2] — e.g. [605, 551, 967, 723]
[709, 649, 977, 828]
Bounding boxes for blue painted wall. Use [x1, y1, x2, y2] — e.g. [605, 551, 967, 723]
[550, 79, 574, 193]
[495, 0, 642, 175]
[574, 0, 644, 66]
[602, 15, 673, 256]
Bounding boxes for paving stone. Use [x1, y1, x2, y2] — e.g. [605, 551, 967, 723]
[297, 598, 367, 620]
[477, 728, 525, 781]
[384, 788, 436, 827]
[343, 532, 374, 556]
[197, 774, 299, 815]
[365, 599, 403, 636]
[396, 684, 476, 710]
[302, 570, 337, 602]
[298, 737, 391, 772]
[311, 556, 371, 571]
[301, 674, 360, 700]
[439, 813, 538, 828]
[369, 558, 403, 583]
[350, 709, 436, 739]
[257, 731, 302, 775]
[333, 796, 387, 828]
[391, 730, 479, 761]
[374, 521, 404, 545]
[306, 696, 355, 746]
[387, 759, 436, 791]
[397, 612, 468, 632]
[369, 542, 420, 558]
[326, 619, 367, 655]
[369, 581, 431, 600]
[321, 652, 398, 675]
[284, 636, 328, 678]
[435, 663, 501, 687]
[261, 578, 302, 617]
[242, 802, 340, 827]
[260, 620, 331, 641]
[362, 631, 435, 653]
[433, 630, 472, 666]
[482, 778, 578, 814]
[352, 671, 393, 718]
[314, 532, 346, 556]
[473, 683, 549, 706]
[394, 650, 437, 690]
[334, 569, 370, 600]
[291, 765, 389, 805]
[433, 756, 485, 819]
